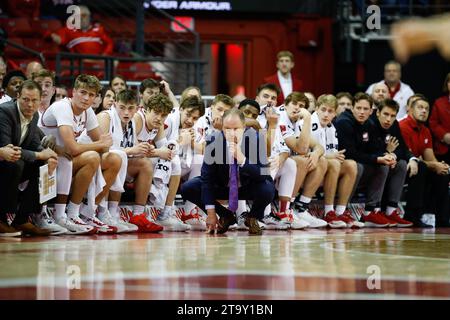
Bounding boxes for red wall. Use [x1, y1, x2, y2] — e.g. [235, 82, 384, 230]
[195, 15, 334, 97]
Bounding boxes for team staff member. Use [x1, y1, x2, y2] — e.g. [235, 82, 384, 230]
[371, 99, 416, 227]
[399, 97, 450, 228]
[429, 72, 450, 164]
[48, 5, 113, 55]
[0, 80, 58, 236]
[335, 93, 396, 228]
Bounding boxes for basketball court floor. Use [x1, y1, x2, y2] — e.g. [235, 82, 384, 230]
[1, 228, 450, 300]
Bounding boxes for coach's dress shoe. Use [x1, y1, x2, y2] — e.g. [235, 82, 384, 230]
[245, 217, 262, 235]
[0, 221, 22, 237]
[217, 214, 237, 234]
[12, 222, 52, 237]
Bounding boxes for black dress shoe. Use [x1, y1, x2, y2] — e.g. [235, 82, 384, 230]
[217, 214, 237, 234]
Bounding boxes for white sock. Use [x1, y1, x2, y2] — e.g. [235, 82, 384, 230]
[364, 208, 380, 216]
[159, 205, 172, 220]
[41, 204, 47, 214]
[97, 205, 108, 219]
[335, 205, 346, 216]
[324, 205, 334, 214]
[67, 202, 81, 219]
[80, 203, 96, 218]
[108, 201, 119, 218]
[386, 206, 396, 215]
[264, 204, 271, 218]
[54, 204, 67, 220]
[133, 205, 145, 215]
[291, 197, 296, 203]
[299, 195, 311, 204]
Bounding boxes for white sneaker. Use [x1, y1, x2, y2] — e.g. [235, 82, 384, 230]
[236, 213, 248, 230]
[157, 216, 191, 232]
[80, 215, 117, 234]
[258, 220, 267, 230]
[290, 213, 310, 229]
[97, 210, 129, 234]
[33, 210, 68, 235]
[262, 215, 289, 230]
[180, 207, 207, 231]
[297, 210, 328, 228]
[118, 218, 139, 232]
[56, 216, 96, 235]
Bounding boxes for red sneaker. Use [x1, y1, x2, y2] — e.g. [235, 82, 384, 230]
[362, 211, 390, 228]
[338, 210, 365, 228]
[324, 211, 347, 228]
[130, 213, 163, 233]
[385, 210, 413, 227]
[273, 210, 293, 224]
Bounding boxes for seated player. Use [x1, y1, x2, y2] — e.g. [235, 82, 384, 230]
[39, 74, 113, 234]
[274, 92, 328, 228]
[164, 95, 206, 230]
[311, 94, 361, 228]
[96, 89, 162, 233]
[134, 93, 190, 231]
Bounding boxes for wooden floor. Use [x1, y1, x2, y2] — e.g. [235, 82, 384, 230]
[1, 228, 450, 300]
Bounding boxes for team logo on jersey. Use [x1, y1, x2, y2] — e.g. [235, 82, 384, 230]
[385, 134, 391, 144]
[312, 123, 318, 131]
[280, 125, 286, 133]
[164, 123, 168, 130]
[362, 132, 369, 142]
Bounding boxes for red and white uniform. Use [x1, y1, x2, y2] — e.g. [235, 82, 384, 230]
[310, 112, 339, 156]
[39, 98, 99, 195]
[136, 109, 159, 145]
[193, 107, 214, 144]
[54, 23, 114, 55]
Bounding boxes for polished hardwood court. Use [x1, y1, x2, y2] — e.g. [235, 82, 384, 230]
[1, 228, 450, 300]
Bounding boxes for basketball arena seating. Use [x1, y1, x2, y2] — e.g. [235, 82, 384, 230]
[0, 17, 158, 81]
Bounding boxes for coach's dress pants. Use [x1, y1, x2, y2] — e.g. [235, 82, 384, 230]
[0, 159, 42, 224]
[181, 176, 275, 220]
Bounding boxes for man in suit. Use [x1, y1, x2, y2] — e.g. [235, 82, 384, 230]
[263, 50, 303, 106]
[0, 80, 58, 236]
[181, 108, 275, 235]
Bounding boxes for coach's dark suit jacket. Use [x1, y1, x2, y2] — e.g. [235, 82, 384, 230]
[0, 100, 43, 161]
[200, 128, 272, 207]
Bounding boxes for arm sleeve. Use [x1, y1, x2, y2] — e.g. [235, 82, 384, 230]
[200, 135, 217, 207]
[429, 101, 448, 141]
[0, 109, 14, 147]
[99, 26, 114, 55]
[239, 131, 270, 179]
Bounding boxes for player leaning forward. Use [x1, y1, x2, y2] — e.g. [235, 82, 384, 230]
[39, 74, 116, 234]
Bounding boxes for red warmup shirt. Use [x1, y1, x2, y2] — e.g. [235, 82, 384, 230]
[399, 115, 433, 157]
[55, 23, 114, 55]
[429, 95, 450, 156]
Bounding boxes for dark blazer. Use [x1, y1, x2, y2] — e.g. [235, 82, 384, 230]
[0, 100, 43, 162]
[263, 73, 303, 106]
[200, 128, 272, 206]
